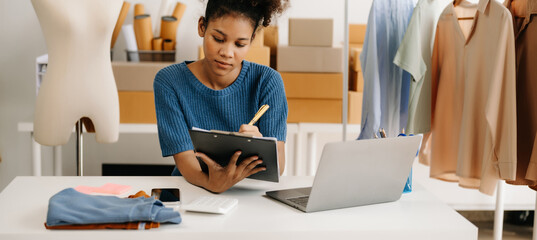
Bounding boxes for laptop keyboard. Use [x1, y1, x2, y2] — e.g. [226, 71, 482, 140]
[287, 196, 309, 207]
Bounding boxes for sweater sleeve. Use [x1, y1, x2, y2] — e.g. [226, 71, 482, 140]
[257, 70, 288, 142]
[154, 71, 194, 157]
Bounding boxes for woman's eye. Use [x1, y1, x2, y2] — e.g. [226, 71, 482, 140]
[235, 41, 248, 48]
[213, 36, 224, 42]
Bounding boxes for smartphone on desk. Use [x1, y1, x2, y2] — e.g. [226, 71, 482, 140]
[151, 188, 180, 203]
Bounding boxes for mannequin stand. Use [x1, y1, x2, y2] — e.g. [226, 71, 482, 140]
[76, 120, 83, 176]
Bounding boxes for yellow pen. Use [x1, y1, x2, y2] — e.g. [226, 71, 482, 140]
[248, 104, 270, 125]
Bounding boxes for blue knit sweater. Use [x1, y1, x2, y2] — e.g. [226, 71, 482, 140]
[154, 60, 288, 158]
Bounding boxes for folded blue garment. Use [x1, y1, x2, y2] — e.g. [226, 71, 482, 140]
[46, 188, 181, 226]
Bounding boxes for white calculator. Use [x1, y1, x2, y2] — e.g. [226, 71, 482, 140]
[182, 196, 238, 214]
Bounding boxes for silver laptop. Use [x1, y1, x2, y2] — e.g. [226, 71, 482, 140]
[266, 135, 422, 213]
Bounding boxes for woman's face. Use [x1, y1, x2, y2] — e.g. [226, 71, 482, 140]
[199, 14, 254, 77]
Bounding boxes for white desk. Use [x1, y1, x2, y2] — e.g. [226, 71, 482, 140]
[0, 176, 477, 240]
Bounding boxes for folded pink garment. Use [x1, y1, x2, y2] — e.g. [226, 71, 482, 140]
[75, 183, 132, 195]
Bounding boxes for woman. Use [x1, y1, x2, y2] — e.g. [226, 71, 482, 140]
[154, 0, 289, 193]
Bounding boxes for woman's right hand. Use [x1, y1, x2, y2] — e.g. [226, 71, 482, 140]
[195, 151, 266, 193]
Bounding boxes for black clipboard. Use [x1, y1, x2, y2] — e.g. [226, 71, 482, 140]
[188, 128, 280, 182]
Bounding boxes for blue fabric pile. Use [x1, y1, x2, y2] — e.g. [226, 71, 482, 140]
[46, 188, 181, 226]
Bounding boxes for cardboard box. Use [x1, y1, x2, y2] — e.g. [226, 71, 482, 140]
[287, 91, 362, 123]
[263, 26, 278, 55]
[350, 46, 362, 72]
[245, 46, 270, 66]
[349, 68, 364, 92]
[263, 26, 279, 69]
[349, 24, 367, 44]
[289, 18, 333, 47]
[198, 46, 270, 66]
[287, 99, 342, 123]
[251, 28, 264, 47]
[112, 62, 171, 91]
[277, 46, 342, 73]
[118, 91, 156, 123]
[348, 91, 363, 124]
[280, 72, 342, 99]
[349, 43, 363, 49]
[348, 43, 363, 57]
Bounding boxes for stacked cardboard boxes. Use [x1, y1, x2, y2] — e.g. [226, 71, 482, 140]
[278, 18, 361, 123]
[283, 72, 343, 123]
[112, 61, 172, 123]
[198, 28, 271, 66]
[278, 18, 342, 73]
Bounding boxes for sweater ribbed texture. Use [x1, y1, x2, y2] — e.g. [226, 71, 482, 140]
[154, 61, 288, 157]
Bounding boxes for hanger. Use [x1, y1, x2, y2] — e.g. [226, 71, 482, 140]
[458, 16, 475, 20]
[453, 0, 475, 20]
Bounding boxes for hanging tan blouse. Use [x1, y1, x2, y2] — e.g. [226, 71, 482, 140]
[505, 0, 537, 190]
[430, 0, 517, 195]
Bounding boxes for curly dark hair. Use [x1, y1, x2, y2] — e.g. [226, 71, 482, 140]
[202, 0, 290, 32]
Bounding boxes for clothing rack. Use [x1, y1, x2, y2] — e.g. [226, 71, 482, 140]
[494, 181, 505, 240]
[534, 192, 537, 240]
[346, 1, 536, 239]
[494, 181, 537, 240]
[342, 0, 349, 140]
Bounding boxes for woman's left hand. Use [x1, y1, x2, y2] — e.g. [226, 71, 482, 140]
[239, 124, 263, 137]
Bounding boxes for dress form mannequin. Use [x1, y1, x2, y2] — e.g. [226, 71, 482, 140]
[32, 0, 123, 146]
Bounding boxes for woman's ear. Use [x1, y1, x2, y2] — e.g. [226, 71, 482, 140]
[198, 17, 206, 37]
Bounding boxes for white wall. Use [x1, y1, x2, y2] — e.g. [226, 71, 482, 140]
[0, 0, 373, 191]
[0, 0, 47, 190]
